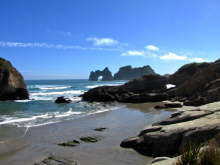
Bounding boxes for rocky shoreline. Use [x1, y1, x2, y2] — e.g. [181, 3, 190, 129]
[81, 59, 220, 164]
[121, 101, 220, 164]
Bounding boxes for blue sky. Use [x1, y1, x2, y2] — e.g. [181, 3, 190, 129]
[0, 0, 220, 80]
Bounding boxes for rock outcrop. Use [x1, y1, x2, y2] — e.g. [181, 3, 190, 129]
[120, 102, 220, 157]
[55, 96, 71, 103]
[89, 67, 114, 81]
[83, 74, 168, 103]
[114, 65, 155, 80]
[0, 58, 29, 100]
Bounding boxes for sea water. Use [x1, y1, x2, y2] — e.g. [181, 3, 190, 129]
[0, 80, 126, 128]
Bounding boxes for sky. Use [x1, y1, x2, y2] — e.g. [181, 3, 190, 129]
[0, 0, 220, 80]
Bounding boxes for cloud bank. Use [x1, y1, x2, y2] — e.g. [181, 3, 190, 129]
[122, 45, 208, 63]
[0, 41, 121, 52]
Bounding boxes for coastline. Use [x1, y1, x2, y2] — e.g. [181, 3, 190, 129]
[0, 102, 172, 165]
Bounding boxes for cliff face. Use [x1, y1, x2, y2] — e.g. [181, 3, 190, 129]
[0, 58, 29, 100]
[89, 65, 156, 81]
[89, 67, 114, 81]
[114, 65, 155, 80]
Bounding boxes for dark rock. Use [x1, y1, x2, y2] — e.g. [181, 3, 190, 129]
[82, 74, 168, 103]
[183, 97, 208, 106]
[154, 105, 165, 109]
[94, 127, 107, 132]
[0, 58, 29, 100]
[114, 65, 155, 80]
[55, 96, 71, 103]
[34, 156, 77, 165]
[154, 103, 182, 109]
[80, 136, 102, 143]
[164, 103, 182, 108]
[58, 140, 80, 147]
[89, 67, 114, 81]
[168, 62, 210, 86]
[120, 137, 139, 148]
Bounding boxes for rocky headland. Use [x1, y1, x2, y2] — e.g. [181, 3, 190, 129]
[0, 58, 29, 100]
[88, 65, 155, 81]
[83, 59, 220, 106]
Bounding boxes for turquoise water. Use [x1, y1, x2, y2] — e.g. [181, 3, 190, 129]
[0, 80, 126, 128]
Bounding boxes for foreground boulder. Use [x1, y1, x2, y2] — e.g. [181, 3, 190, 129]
[0, 58, 29, 100]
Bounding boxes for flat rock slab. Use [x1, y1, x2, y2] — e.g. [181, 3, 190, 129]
[121, 101, 220, 157]
[34, 156, 77, 165]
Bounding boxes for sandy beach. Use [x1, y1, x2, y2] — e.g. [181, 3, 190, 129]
[0, 102, 172, 165]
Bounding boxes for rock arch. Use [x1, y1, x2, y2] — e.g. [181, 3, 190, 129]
[89, 67, 114, 81]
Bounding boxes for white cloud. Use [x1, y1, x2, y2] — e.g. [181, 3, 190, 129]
[121, 50, 145, 56]
[0, 41, 121, 52]
[87, 37, 119, 46]
[190, 57, 207, 63]
[146, 45, 159, 51]
[160, 52, 188, 60]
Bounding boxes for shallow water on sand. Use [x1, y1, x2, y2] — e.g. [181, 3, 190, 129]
[0, 103, 173, 165]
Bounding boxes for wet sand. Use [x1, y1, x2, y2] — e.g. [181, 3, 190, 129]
[0, 103, 172, 165]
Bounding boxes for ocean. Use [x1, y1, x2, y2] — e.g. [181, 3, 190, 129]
[0, 79, 126, 128]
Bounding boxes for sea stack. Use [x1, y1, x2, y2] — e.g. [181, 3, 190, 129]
[114, 65, 155, 80]
[0, 58, 29, 100]
[89, 67, 114, 81]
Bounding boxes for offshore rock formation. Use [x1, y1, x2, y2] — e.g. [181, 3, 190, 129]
[0, 58, 29, 100]
[114, 65, 155, 80]
[88, 65, 156, 81]
[89, 67, 114, 81]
